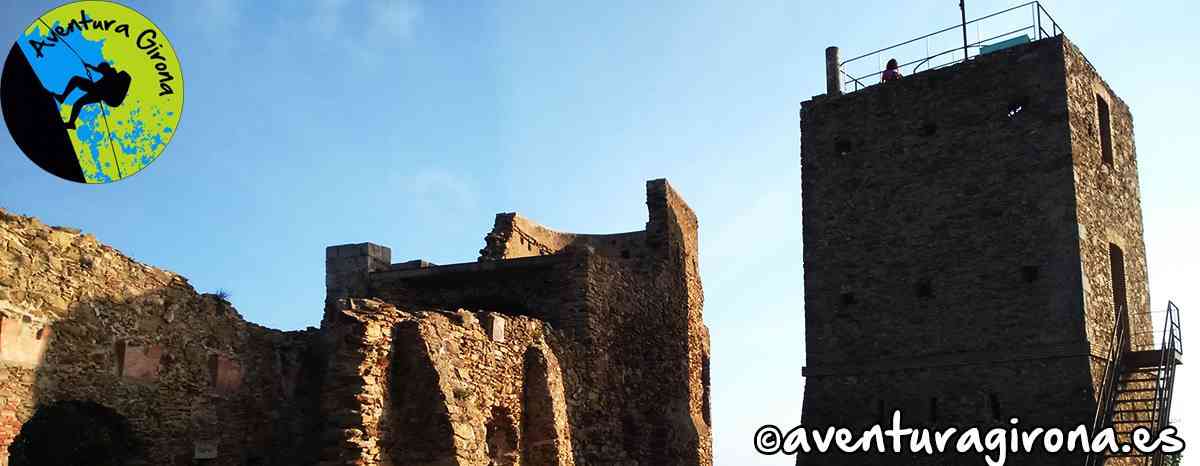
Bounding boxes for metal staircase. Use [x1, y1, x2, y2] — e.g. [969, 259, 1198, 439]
[1088, 302, 1183, 466]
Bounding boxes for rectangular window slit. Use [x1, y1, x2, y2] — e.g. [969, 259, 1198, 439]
[1097, 94, 1113, 166]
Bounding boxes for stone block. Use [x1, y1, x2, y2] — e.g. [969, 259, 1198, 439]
[483, 314, 505, 343]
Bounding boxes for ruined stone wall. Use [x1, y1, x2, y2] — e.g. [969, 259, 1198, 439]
[316, 298, 576, 466]
[0, 177, 710, 466]
[0, 209, 320, 465]
[330, 179, 712, 466]
[479, 213, 646, 262]
[798, 37, 1106, 465]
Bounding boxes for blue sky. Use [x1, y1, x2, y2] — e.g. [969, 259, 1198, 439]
[1, 1, 1197, 464]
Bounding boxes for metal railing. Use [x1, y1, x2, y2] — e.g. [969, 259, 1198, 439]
[1149, 301, 1182, 466]
[1087, 305, 1130, 466]
[839, 1, 1062, 92]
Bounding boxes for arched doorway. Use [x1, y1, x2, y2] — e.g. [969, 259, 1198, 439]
[8, 400, 139, 466]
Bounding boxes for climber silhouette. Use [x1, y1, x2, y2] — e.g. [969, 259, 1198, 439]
[52, 61, 131, 130]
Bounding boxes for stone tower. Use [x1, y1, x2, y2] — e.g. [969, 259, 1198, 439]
[798, 36, 1153, 465]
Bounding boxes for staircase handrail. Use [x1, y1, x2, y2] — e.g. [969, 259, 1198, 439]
[1087, 305, 1130, 466]
[1150, 301, 1182, 466]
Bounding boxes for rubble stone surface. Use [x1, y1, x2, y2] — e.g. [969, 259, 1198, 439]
[0, 178, 710, 466]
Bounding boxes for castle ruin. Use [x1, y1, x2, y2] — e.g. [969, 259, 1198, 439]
[0, 179, 712, 465]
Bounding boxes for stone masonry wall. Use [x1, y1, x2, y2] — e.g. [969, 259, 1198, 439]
[479, 213, 646, 262]
[798, 37, 1115, 466]
[801, 36, 1087, 367]
[1063, 39, 1156, 466]
[330, 179, 712, 466]
[0, 208, 321, 465]
[1062, 39, 1154, 363]
[316, 297, 576, 466]
[0, 177, 711, 466]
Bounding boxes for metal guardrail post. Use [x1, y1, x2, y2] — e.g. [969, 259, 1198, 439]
[826, 46, 842, 96]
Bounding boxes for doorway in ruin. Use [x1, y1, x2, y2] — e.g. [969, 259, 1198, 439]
[1108, 243, 1130, 350]
[8, 400, 139, 466]
[486, 406, 519, 466]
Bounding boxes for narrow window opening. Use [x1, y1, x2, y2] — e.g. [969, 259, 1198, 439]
[1007, 96, 1028, 118]
[1097, 94, 1113, 166]
[835, 139, 852, 155]
[620, 250, 631, 259]
[877, 400, 886, 424]
[929, 397, 939, 423]
[701, 355, 711, 426]
[1021, 266, 1039, 283]
[1109, 243, 1128, 348]
[989, 393, 1002, 421]
[915, 280, 933, 298]
[840, 292, 856, 308]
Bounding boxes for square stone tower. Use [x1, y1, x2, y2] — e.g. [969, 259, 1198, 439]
[798, 36, 1152, 465]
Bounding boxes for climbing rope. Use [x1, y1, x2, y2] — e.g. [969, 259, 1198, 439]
[37, 17, 123, 179]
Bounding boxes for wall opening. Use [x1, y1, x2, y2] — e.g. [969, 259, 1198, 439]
[839, 292, 856, 309]
[702, 354, 712, 426]
[1108, 243, 1128, 350]
[1007, 96, 1028, 118]
[388, 322, 459, 464]
[1021, 266, 1039, 283]
[522, 347, 573, 465]
[835, 139, 852, 156]
[8, 400, 140, 466]
[1097, 94, 1113, 166]
[486, 407, 519, 466]
[988, 393, 1002, 421]
[929, 397, 939, 423]
[915, 280, 933, 299]
[920, 121, 938, 137]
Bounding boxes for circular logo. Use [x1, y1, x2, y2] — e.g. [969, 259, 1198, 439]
[1, 1, 183, 183]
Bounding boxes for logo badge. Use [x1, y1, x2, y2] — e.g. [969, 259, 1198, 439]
[2, 1, 183, 183]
